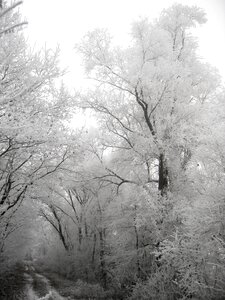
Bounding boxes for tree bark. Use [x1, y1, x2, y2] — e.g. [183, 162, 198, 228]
[158, 153, 168, 195]
[92, 233, 97, 265]
[48, 205, 70, 251]
[134, 216, 141, 278]
[78, 226, 82, 248]
[99, 229, 107, 288]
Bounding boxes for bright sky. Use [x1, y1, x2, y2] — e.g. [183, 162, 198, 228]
[21, 0, 225, 89]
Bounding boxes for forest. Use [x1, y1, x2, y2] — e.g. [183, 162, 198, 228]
[0, 1, 225, 300]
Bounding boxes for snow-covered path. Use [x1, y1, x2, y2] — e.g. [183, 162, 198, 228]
[24, 272, 67, 300]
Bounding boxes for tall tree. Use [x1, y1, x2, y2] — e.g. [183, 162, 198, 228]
[77, 4, 220, 197]
[74, 5, 225, 298]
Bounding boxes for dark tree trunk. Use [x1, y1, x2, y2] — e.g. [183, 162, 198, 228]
[99, 229, 107, 288]
[50, 205, 70, 251]
[58, 223, 69, 251]
[158, 153, 168, 195]
[78, 226, 82, 248]
[92, 233, 97, 265]
[134, 219, 141, 278]
[84, 220, 88, 237]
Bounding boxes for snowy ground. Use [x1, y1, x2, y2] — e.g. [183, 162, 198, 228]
[24, 272, 68, 300]
[0, 262, 108, 299]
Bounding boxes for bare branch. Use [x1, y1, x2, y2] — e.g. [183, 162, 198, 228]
[0, 22, 28, 36]
[38, 149, 68, 180]
[0, 1, 23, 19]
[0, 185, 28, 217]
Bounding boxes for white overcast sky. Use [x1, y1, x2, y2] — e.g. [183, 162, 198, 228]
[20, 0, 225, 88]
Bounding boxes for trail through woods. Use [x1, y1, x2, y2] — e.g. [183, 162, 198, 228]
[23, 269, 67, 300]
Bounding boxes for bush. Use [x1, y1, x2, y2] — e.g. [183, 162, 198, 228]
[128, 266, 183, 300]
[0, 261, 28, 299]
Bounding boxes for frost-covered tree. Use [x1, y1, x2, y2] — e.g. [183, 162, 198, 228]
[77, 4, 220, 197]
[0, 1, 75, 262]
[76, 4, 225, 299]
